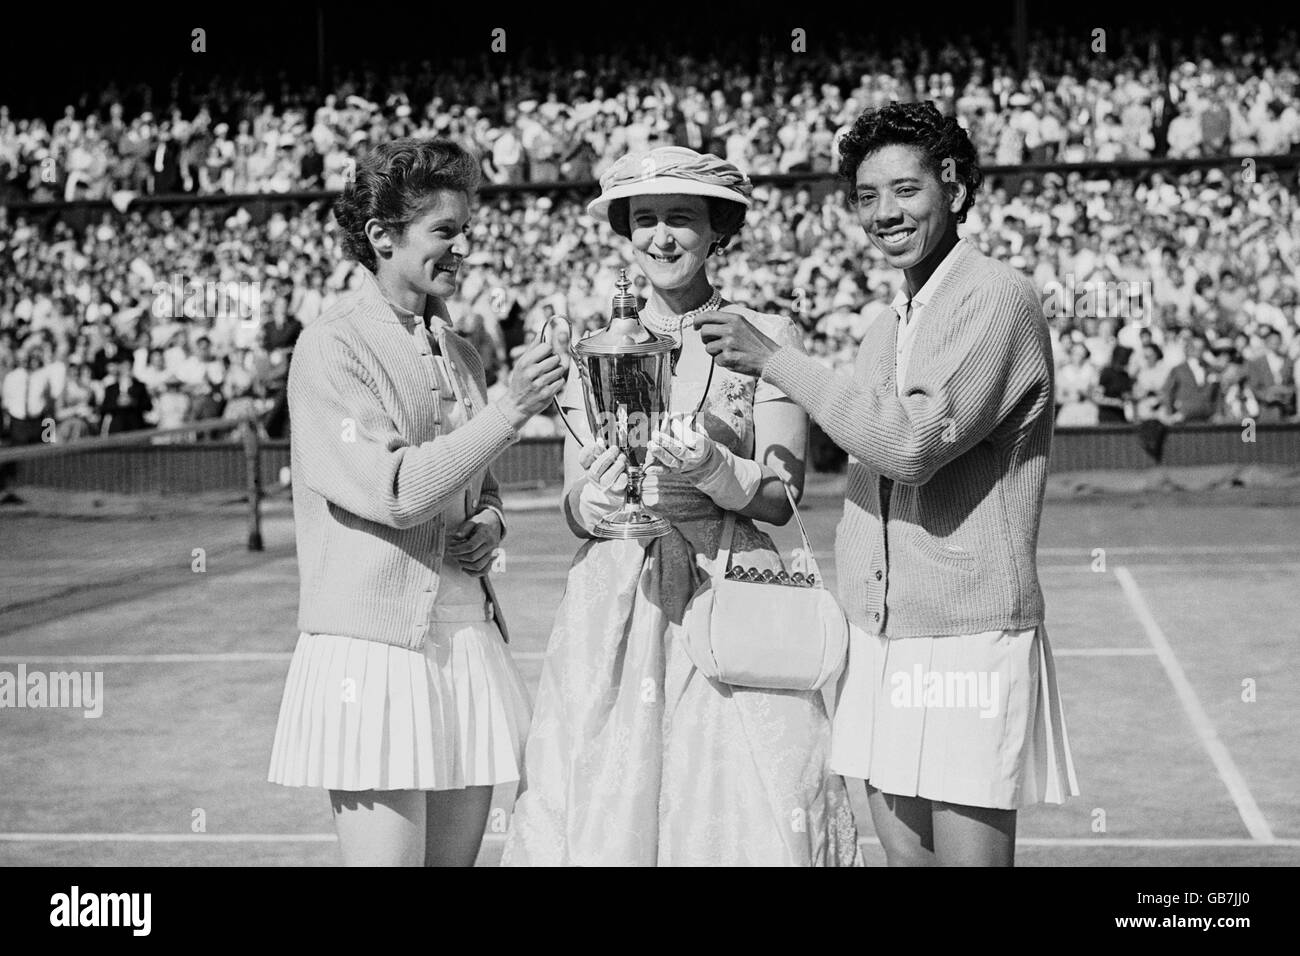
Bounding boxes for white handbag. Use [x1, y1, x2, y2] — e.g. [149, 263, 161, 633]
[682, 484, 848, 691]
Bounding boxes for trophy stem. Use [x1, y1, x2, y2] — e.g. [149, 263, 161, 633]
[625, 466, 645, 506]
[594, 465, 672, 540]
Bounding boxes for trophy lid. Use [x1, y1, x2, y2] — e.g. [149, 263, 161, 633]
[573, 269, 675, 358]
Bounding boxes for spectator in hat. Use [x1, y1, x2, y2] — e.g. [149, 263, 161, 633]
[154, 374, 191, 431]
[1057, 340, 1100, 425]
[1095, 344, 1135, 424]
[299, 139, 324, 188]
[1161, 333, 1220, 423]
[1132, 342, 1169, 421]
[2, 346, 55, 444]
[56, 361, 100, 441]
[100, 356, 152, 434]
[1200, 92, 1232, 156]
[1219, 350, 1262, 422]
[491, 115, 526, 185]
[1166, 101, 1202, 158]
[1245, 328, 1297, 420]
[151, 126, 182, 194]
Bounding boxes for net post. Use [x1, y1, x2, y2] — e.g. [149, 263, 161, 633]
[241, 417, 264, 552]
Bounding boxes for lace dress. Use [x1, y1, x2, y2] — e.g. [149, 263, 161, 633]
[502, 307, 861, 866]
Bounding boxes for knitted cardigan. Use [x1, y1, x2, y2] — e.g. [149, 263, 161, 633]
[761, 241, 1054, 638]
[288, 268, 518, 650]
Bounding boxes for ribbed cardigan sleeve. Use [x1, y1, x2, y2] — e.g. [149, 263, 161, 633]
[289, 325, 519, 529]
[761, 276, 1045, 486]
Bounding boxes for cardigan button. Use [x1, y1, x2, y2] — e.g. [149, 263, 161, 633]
[874, 569, 883, 581]
[872, 611, 881, 622]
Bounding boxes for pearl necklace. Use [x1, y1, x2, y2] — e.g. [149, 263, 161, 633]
[640, 291, 722, 338]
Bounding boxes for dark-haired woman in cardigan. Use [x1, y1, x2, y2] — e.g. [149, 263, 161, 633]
[267, 138, 565, 865]
[700, 102, 1077, 866]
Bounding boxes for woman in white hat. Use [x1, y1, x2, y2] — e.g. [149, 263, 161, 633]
[503, 147, 860, 866]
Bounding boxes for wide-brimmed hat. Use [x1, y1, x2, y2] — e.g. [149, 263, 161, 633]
[586, 146, 752, 223]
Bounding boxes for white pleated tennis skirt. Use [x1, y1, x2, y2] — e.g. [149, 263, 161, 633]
[830, 623, 1078, 809]
[267, 614, 532, 792]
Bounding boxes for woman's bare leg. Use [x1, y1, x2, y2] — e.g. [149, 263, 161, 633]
[330, 790, 425, 867]
[867, 785, 937, 867]
[932, 801, 1016, 866]
[423, 786, 494, 867]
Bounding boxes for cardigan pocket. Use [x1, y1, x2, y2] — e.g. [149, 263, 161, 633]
[904, 522, 979, 570]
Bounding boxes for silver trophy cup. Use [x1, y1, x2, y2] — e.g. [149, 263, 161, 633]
[545, 269, 675, 540]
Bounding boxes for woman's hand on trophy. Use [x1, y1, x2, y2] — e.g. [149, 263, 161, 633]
[647, 417, 714, 474]
[499, 340, 566, 429]
[571, 439, 633, 531]
[652, 417, 762, 511]
[579, 439, 629, 494]
[446, 509, 504, 577]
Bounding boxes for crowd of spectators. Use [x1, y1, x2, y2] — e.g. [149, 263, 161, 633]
[3, 26, 1300, 202]
[2, 150, 1298, 450]
[0, 204, 321, 443]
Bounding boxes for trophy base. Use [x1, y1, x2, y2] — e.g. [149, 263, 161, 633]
[593, 506, 672, 540]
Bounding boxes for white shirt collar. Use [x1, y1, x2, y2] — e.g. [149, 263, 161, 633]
[889, 237, 967, 318]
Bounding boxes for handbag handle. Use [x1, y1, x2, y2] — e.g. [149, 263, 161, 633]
[715, 481, 823, 585]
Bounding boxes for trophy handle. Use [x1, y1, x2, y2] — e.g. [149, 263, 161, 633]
[538, 315, 585, 445]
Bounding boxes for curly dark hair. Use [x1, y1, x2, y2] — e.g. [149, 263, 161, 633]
[607, 196, 746, 256]
[837, 101, 982, 224]
[332, 138, 481, 271]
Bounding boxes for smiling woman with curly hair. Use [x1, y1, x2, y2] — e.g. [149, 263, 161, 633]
[267, 137, 565, 866]
[698, 101, 1078, 866]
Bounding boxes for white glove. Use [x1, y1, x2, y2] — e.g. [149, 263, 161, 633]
[566, 441, 661, 532]
[648, 417, 760, 511]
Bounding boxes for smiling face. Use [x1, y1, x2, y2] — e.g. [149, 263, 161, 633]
[627, 194, 715, 292]
[378, 188, 471, 301]
[853, 144, 964, 275]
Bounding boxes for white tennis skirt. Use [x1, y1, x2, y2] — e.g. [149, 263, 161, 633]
[267, 612, 532, 792]
[830, 623, 1078, 810]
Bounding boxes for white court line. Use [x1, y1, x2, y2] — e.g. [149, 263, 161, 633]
[1115, 566, 1275, 843]
[1041, 545, 1300, 556]
[997, 838, 1300, 848]
[1053, 563, 1300, 573]
[0, 648, 1153, 665]
[223, 553, 1300, 585]
[0, 653, 294, 664]
[0, 833, 336, 843]
[1, 833, 1297, 849]
[494, 545, 1300, 563]
[479, 833, 1296, 848]
[479, 834, 1300, 848]
[0, 651, 538, 664]
[1053, 647, 1156, 656]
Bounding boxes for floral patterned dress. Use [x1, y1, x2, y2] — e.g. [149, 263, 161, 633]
[502, 307, 861, 866]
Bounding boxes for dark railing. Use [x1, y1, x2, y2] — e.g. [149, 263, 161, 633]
[7, 423, 1299, 496]
[0, 416, 270, 549]
[1047, 421, 1300, 471]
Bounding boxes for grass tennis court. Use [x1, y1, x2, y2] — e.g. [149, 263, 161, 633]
[2, 480, 1297, 866]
